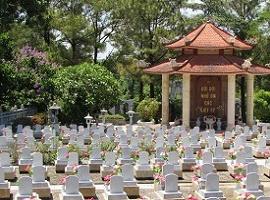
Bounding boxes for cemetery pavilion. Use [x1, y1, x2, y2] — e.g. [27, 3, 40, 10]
[144, 21, 270, 130]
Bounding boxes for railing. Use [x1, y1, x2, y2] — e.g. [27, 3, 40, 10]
[0, 107, 37, 125]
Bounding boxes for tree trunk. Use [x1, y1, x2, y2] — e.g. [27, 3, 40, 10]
[150, 82, 155, 98]
[93, 46, 98, 64]
[240, 76, 246, 123]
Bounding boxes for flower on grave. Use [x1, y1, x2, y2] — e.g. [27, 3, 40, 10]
[237, 192, 256, 200]
[251, 138, 258, 145]
[59, 176, 67, 184]
[85, 198, 95, 200]
[80, 151, 89, 159]
[177, 146, 185, 157]
[153, 173, 165, 184]
[115, 146, 121, 156]
[101, 151, 106, 160]
[195, 150, 202, 160]
[72, 164, 78, 172]
[191, 175, 199, 182]
[152, 163, 163, 174]
[104, 174, 113, 186]
[160, 151, 168, 161]
[130, 150, 139, 160]
[263, 148, 270, 158]
[233, 163, 246, 175]
[186, 194, 199, 200]
[228, 149, 237, 160]
[114, 165, 122, 175]
[233, 174, 246, 183]
[191, 164, 201, 176]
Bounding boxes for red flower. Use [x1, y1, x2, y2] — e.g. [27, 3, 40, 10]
[104, 174, 113, 185]
[59, 176, 67, 184]
[186, 194, 199, 200]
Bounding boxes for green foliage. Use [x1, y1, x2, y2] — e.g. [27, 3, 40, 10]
[99, 114, 126, 125]
[254, 90, 270, 122]
[170, 96, 182, 121]
[0, 62, 17, 109]
[8, 143, 19, 165]
[139, 141, 155, 155]
[35, 142, 57, 165]
[100, 140, 117, 152]
[136, 98, 160, 122]
[53, 62, 121, 123]
[0, 33, 13, 60]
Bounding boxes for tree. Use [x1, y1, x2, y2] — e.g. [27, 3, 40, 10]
[53, 63, 121, 123]
[113, 0, 187, 99]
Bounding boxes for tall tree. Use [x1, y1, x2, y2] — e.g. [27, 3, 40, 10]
[113, 0, 187, 99]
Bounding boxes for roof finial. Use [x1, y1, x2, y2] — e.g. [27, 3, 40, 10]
[169, 58, 178, 70]
[183, 35, 191, 45]
[137, 60, 150, 68]
[242, 58, 253, 69]
[228, 36, 236, 45]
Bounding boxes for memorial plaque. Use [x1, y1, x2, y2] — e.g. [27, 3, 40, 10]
[190, 76, 227, 128]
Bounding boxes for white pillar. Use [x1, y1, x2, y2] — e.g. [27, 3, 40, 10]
[246, 74, 254, 126]
[227, 75, 235, 130]
[162, 74, 169, 125]
[182, 74, 190, 128]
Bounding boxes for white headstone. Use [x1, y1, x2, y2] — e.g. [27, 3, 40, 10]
[110, 175, 124, 193]
[122, 164, 134, 181]
[65, 175, 80, 194]
[32, 152, 43, 167]
[165, 173, 178, 192]
[0, 152, 11, 166]
[32, 166, 46, 182]
[137, 151, 149, 165]
[162, 164, 174, 176]
[67, 152, 79, 166]
[77, 165, 91, 182]
[202, 151, 213, 164]
[57, 147, 68, 161]
[104, 152, 116, 166]
[205, 173, 219, 191]
[18, 176, 32, 195]
[246, 172, 260, 191]
[168, 151, 179, 165]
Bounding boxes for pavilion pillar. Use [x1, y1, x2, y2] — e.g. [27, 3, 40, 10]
[227, 74, 235, 130]
[162, 74, 170, 125]
[246, 74, 254, 126]
[182, 74, 190, 128]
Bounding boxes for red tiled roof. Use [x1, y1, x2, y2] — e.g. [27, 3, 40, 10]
[166, 22, 252, 50]
[144, 55, 270, 75]
[224, 55, 270, 75]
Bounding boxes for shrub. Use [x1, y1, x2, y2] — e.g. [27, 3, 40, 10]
[136, 98, 160, 122]
[53, 63, 121, 123]
[99, 114, 126, 125]
[254, 90, 270, 122]
[31, 113, 47, 125]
